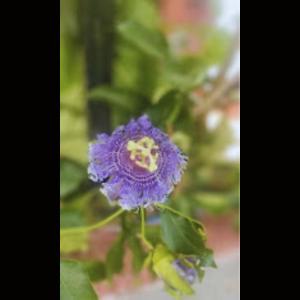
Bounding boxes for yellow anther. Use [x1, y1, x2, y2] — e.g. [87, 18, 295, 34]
[127, 137, 159, 172]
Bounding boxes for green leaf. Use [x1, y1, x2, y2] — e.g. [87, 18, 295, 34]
[144, 224, 161, 245]
[117, 0, 160, 29]
[161, 58, 206, 92]
[118, 21, 169, 59]
[60, 260, 98, 300]
[81, 261, 107, 282]
[60, 159, 86, 198]
[60, 209, 85, 228]
[60, 231, 88, 254]
[106, 235, 125, 279]
[160, 210, 216, 268]
[60, 209, 89, 254]
[147, 90, 184, 127]
[199, 248, 217, 268]
[152, 244, 194, 295]
[160, 210, 204, 255]
[128, 236, 147, 273]
[89, 85, 143, 112]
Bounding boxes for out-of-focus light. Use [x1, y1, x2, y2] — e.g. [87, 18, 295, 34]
[217, 0, 240, 33]
[206, 110, 223, 130]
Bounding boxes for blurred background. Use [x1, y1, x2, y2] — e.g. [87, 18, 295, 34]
[60, 0, 240, 299]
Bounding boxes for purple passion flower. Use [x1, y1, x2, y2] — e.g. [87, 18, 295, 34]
[88, 115, 187, 210]
[173, 260, 197, 285]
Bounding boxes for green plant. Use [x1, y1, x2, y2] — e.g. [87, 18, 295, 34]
[60, 0, 239, 298]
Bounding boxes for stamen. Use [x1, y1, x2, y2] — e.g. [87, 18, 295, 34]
[127, 137, 159, 172]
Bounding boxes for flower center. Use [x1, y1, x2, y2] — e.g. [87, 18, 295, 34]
[127, 137, 159, 172]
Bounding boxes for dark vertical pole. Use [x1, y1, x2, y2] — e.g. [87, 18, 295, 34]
[81, 0, 116, 137]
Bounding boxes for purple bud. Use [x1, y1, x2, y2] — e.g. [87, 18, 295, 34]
[173, 259, 197, 285]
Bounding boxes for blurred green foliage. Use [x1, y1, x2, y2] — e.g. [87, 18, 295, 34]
[60, 1, 239, 294]
[60, 0, 239, 226]
[60, 260, 98, 300]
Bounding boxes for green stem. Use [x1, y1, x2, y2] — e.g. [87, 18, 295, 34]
[156, 203, 205, 231]
[60, 209, 124, 235]
[140, 208, 153, 250]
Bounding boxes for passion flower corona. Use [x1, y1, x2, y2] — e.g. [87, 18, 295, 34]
[88, 115, 187, 210]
